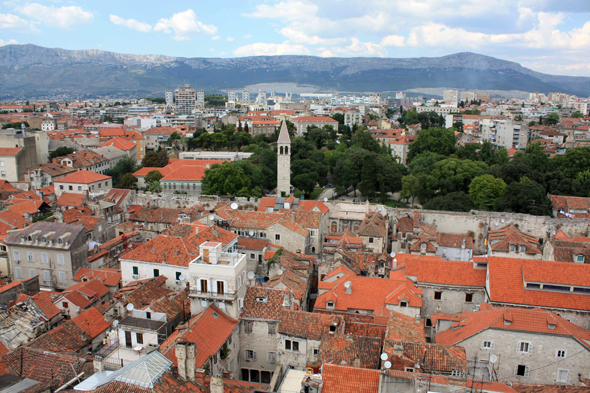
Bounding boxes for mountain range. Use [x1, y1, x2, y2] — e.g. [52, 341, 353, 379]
[0, 44, 589, 99]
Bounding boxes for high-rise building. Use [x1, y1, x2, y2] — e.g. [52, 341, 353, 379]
[443, 90, 459, 105]
[174, 84, 196, 114]
[165, 90, 174, 108]
[228, 90, 236, 103]
[197, 90, 205, 109]
[276, 121, 291, 197]
[461, 91, 478, 103]
[242, 91, 250, 104]
[257, 90, 267, 106]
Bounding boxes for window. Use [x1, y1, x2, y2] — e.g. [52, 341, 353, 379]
[28, 269, 35, 278]
[245, 350, 256, 360]
[176, 272, 182, 280]
[57, 254, 64, 265]
[13, 250, 19, 261]
[434, 291, 442, 300]
[556, 369, 569, 383]
[516, 365, 529, 377]
[268, 323, 276, 335]
[519, 245, 526, 253]
[250, 253, 255, 259]
[136, 333, 143, 344]
[62, 301, 68, 308]
[327, 301, 335, 308]
[369, 237, 374, 243]
[399, 301, 407, 307]
[153, 268, 159, 277]
[313, 349, 319, 357]
[78, 186, 82, 191]
[244, 321, 253, 334]
[556, 350, 567, 358]
[0, 172, 4, 177]
[146, 312, 151, 319]
[268, 352, 277, 363]
[481, 341, 495, 350]
[27, 252, 33, 262]
[285, 340, 299, 351]
[465, 293, 473, 303]
[59, 272, 66, 283]
[0, 161, 3, 166]
[425, 318, 432, 327]
[41, 253, 48, 264]
[217, 281, 225, 295]
[43, 270, 51, 282]
[200, 279, 208, 293]
[517, 341, 532, 354]
[405, 367, 415, 373]
[15, 267, 22, 279]
[509, 244, 516, 252]
[576, 255, 584, 263]
[275, 234, 280, 242]
[68, 185, 73, 191]
[132, 266, 138, 275]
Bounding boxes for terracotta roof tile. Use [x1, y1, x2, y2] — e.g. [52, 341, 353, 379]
[357, 212, 387, 237]
[318, 333, 382, 368]
[72, 307, 111, 338]
[241, 287, 285, 320]
[56, 192, 86, 207]
[488, 225, 541, 255]
[401, 256, 487, 287]
[321, 363, 380, 393]
[55, 170, 110, 184]
[385, 311, 426, 343]
[278, 310, 342, 340]
[238, 237, 268, 251]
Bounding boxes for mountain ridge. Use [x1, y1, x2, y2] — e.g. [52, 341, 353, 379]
[0, 44, 588, 99]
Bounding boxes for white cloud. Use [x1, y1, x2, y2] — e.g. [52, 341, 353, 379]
[243, 34, 252, 39]
[211, 36, 220, 40]
[407, 23, 512, 48]
[323, 38, 387, 57]
[109, 15, 151, 32]
[0, 13, 38, 32]
[18, 4, 93, 29]
[154, 9, 217, 40]
[381, 35, 405, 47]
[0, 38, 18, 46]
[227, 37, 234, 41]
[234, 41, 311, 56]
[246, 1, 318, 22]
[279, 27, 346, 45]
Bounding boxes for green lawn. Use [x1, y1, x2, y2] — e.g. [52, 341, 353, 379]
[379, 200, 411, 208]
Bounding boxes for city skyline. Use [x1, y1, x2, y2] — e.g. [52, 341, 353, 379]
[1, 0, 590, 76]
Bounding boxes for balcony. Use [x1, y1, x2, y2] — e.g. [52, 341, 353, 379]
[189, 289, 237, 302]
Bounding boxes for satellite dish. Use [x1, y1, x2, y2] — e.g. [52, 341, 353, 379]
[230, 203, 239, 210]
[247, 271, 255, 280]
[390, 252, 396, 258]
[384, 361, 392, 369]
[179, 274, 186, 281]
[126, 303, 134, 311]
[133, 346, 142, 352]
[344, 281, 352, 288]
[494, 222, 499, 226]
[377, 207, 382, 211]
[277, 269, 283, 275]
[323, 197, 328, 202]
[113, 320, 119, 327]
[501, 219, 505, 223]
[489, 354, 498, 363]
[380, 353, 388, 361]
[249, 231, 254, 236]
[209, 214, 215, 220]
[552, 231, 556, 235]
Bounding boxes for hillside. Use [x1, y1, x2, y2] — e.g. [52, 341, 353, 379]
[0, 44, 588, 99]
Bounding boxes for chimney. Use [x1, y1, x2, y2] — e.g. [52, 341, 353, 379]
[353, 358, 361, 368]
[175, 341, 196, 382]
[345, 281, 352, 294]
[413, 211, 420, 229]
[212, 227, 219, 237]
[175, 342, 187, 380]
[414, 314, 420, 324]
[296, 249, 301, 257]
[210, 375, 224, 393]
[393, 343, 404, 358]
[194, 369, 206, 387]
[461, 238, 466, 249]
[283, 289, 291, 308]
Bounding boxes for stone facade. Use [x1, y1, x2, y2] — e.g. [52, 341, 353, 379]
[276, 122, 291, 197]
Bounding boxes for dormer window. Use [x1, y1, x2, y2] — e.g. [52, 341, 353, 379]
[576, 255, 585, 263]
[519, 245, 526, 253]
[509, 244, 515, 252]
[58, 238, 63, 245]
[327, 301, 335, 308]
[41, 237, 46, 243]
[27, 236, 32, 241]
[399, 301, 408, 308]
[548, 323, 556, 329]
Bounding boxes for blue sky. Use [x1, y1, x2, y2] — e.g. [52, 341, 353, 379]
[2, 0, 590, 76]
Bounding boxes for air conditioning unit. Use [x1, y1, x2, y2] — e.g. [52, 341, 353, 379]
[175, 280, 181, 285]
[132, 274, 139, 279]
[14, 260, 20, 264]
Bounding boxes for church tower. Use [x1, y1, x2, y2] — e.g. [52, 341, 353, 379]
[277, 120, 291, 196]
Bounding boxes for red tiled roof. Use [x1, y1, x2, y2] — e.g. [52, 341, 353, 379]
[6, 200, 42, 216]
[55, 170, 110, 184]
[31, 292, 61, 320]
[161, 165, 207, 182]
[56, 192, 86, 207]
[73, 268, 122, 287]
[133, 166, 173, 177]
[401, 256, 486, 287]
[72, 307, 111, 338]
[160, 305, 238, 369]
[318, 333, 382, 369]
[0, 148, 22, 156]
[435, 307, 590, 350]
[385, 310, 426, 342]
[101, 137, 136, 150]
[488, 225, 541, 255]
[279, 310, 341, 340]
[487, 256, 590, 311]
[241, 287, 286, 320]
[238, 237, 268, 251]
[63, 278, 110, 308]
[121, 235, 199, 266]
[292, 116, 338, 123]
[321, 363, 380, 393]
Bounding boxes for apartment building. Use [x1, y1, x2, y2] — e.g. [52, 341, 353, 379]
[4, 222, 88, 290]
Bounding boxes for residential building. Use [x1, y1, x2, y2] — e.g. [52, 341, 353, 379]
[54, 170, 112, 198]
[487, 225, 542, 259]
[188, 240, 247, 319]
[144, 126, 177, 150]
[291, 116, 339, 136]
[4, 221, 88, 290]
[100, 137, 138, 161]
[0, 148, 24, 182]
[434, 305, 590, 385]
[175, 84, 197, 114]
[357, 212, 388, 253]
[242, 90, 250, 104]
[443, 90, 459, 105]
[27, 162, 77, 190]
[52, 150, 110, 174]
[549, 194, 590, 218]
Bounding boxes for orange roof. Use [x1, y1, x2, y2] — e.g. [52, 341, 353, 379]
[292, 116, 338, 123]
[73, 268, 122, 287]
[133, 166, 173, 177]
[31, 292, 61, 320]
[161, 165, 207, 182]
[100, 137, 136, 151]
[56, 170, 111, 184]
[0, 180, 19, 192]
[7, 200, 42, 216]
[72, 307, 111, 338]
[401, 255, 486, 287]
[0, 210, 27, 229]
[321, 363, 380, 393]
[160, 305, 238, 368]
[121, 235, 199, 266]
[0, 147, 22, 156]
[487, 256, 590, 311]
[56, 192, 86, 207]
[435, 307, 590, 349]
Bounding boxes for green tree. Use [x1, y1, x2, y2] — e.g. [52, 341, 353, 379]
[142, 152, 161, 167]
[202, 162, 252, 196]
[408, 127, 456, 160]
[494, 179, 552, 216]
[145, 170, 163, 184]
[431, 157, 488, 195]
[147, 181, 162, 193]
[400, 174, 420, 207]
[469, 174, 507, 210]
[158, 150, 169, 167]
[544, 112, 560, 125]
[118, 173, 138, 189]
[571, 111, 584, 118]
[49, 146, 75, 161]
[423, 192, 474, 212]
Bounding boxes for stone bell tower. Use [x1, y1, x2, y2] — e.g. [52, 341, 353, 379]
[277, 120, 291, 196]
